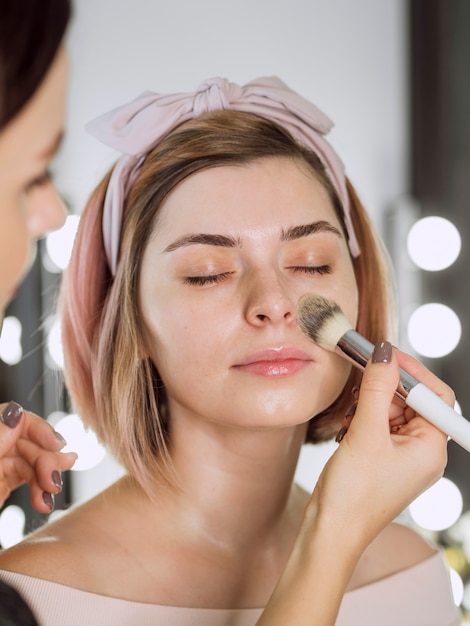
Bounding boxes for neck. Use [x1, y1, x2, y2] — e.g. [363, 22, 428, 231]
[147, 416, 308, 550]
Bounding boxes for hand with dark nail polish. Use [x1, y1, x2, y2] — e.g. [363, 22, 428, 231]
[0, 401, 24, 428]
[0, 402, 77, 511]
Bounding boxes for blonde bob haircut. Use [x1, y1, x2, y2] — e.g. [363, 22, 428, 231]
[60, 111, 396, 495]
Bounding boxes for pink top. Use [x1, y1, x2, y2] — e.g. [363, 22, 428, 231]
[0, 552, 460, 626]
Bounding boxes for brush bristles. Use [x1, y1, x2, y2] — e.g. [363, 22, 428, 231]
[297, 294, 353, 351]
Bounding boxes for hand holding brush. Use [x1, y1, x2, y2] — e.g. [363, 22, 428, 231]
[257, 337, 449, 626]
[298, 294, 470, 454]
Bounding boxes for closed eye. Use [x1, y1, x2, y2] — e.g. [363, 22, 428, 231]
[184, 272, 234, 286]
[25, 169, 52, 193]
[288, 265, 332, 275]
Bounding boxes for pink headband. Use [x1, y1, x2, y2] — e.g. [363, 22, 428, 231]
[86, 76, 360, 275]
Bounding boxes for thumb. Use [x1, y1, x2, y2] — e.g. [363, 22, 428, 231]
[352, 341, 399, 433]
[0, 401, 24, 453]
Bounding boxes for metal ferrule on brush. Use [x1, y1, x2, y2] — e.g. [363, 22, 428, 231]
[337, 330, 420, 403]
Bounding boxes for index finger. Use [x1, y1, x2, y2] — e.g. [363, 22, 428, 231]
[1, 402, 67, 460]
[0, 402, 24, 459]
[351, 341, 400, 434]
[12, 406, 67, 451]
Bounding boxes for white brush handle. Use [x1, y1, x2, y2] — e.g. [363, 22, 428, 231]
[337, 330, 470, 453]
[406, 383, 470, 452]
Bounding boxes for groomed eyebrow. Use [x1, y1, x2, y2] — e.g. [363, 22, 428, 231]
[163, 220, 342, 253]
[281, 221, 343, 241]
[164, 232, 241, 252]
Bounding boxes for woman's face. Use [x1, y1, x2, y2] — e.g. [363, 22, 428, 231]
[139, 157, 358, 431]
[0, 45, 67, 320]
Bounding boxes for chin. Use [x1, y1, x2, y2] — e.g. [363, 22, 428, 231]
[249, 392, 325, 426]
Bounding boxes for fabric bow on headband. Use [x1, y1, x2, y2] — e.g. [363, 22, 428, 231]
[86, 76, 360, 275]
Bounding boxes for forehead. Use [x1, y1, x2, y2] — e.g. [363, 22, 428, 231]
[154, 157, 342, 241]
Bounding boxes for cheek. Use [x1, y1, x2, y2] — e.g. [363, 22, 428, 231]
[334, 353, 354, 393]
[0, 205, 31, 307]
[341, 263, 359, 321]
[143, 300, 224, 376]
[304, 352, 353, 426]
[324, 277, 359, 328]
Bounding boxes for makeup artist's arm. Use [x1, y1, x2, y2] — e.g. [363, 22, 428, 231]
[257, 342, 450, 626]
[0, 402, 77, 513]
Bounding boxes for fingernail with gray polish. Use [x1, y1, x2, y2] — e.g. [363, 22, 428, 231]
[43, 492, 55, 512]
[372, 341, 392, 364]
[54, 430, 67, 446]
[1, 401, 24, 428]
[52, 470, 63, 491]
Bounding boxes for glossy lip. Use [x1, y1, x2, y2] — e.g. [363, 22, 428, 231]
[233, 347, 313, 378]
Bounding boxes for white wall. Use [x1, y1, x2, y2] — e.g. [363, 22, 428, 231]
[58, 0, 408, 499]
[61, 0, 407, 225]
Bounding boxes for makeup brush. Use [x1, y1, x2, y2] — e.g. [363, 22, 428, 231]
[297, 293, 470, 453]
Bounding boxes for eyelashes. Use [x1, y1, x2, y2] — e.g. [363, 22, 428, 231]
[288, 265, 332, 276]
[184, 272, 235, 286]
[184, 265, 332, 286]
[25, 169, 52, 193]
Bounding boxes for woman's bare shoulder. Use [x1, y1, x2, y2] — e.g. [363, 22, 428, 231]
[0, 500, 101, 581]
[0, 484, 123, 585]
[348, 521, 436, 591]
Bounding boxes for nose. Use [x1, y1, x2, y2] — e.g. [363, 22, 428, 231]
[27, 182, 67, 238]
[245, 270, 296, 327]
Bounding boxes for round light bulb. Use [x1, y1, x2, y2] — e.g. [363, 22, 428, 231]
[55, 413, 106, 471]
[0, 505, 25, 548]
[409, 477, 463, 531]
[407, 303, 461, 358]
[407, 216, 461, 271]
[44, 214, 80, 272]
[46, 317, 64, 369]
[0, 316, 22, 365]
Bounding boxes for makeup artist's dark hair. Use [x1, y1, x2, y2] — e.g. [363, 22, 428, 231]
[0, 580, 39, 626]
[0, 0, 72, 129]
[60, 110, 396, 496]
